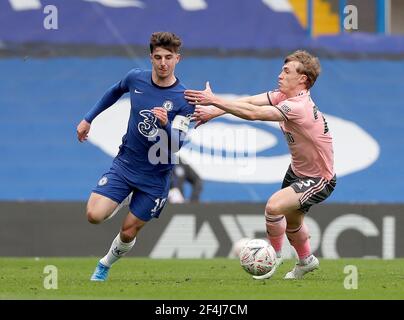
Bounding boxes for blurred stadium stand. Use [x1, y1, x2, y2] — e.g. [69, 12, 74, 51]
[1, 0, 403, 203]
[1, 0, 404, 56]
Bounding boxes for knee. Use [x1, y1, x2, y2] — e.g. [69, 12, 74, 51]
[265, 200, 283, 216]
[86, 209, 103, 224]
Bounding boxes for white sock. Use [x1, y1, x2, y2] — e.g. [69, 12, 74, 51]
[299, 254, 314, 265]
[100, 233, 136, 267]
[276, 251, 282, 259]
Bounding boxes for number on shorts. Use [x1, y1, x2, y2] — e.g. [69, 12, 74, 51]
[151, 198, 167, 213]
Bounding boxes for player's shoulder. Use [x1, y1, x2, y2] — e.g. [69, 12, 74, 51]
[279, 99, 304, 113]
[174, 78, 188, 92]
[281, 91, 311, 107]
[268, 89, 287, 105]
[170, 79, 190, 100]
[274, 94, 306, 117]
[126, 68, 149, 80]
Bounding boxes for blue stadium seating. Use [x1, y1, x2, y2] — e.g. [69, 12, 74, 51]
[1, 0, 404, 53]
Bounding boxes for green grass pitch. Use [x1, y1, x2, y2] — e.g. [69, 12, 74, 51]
[1, 258, 403, 300]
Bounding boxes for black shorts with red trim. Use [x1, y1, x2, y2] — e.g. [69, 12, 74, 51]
[281, 165, 337, 213]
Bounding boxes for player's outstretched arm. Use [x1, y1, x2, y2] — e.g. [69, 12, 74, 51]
[236, 92, 272, 106]
[191, 105, 224, 128]
[77, 80, 128, 143]
[190, 89, 271, 128]
[83, 81, 128, 124]
[185, 82, 283, 122]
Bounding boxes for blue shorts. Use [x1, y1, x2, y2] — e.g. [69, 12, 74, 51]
[92, 167, 169, 222]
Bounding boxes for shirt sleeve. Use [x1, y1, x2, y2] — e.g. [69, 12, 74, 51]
[273, 101, 305, 123]
[83, 69, 140, 123]
[177, 102, 195, 118]
[120, 68, 141, 91]
[172, 102, 195, 132]
[161, 102, 195, 153]
[267, 90, 286, 106]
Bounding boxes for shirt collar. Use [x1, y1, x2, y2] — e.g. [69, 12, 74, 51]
[297, 90, 309, 96]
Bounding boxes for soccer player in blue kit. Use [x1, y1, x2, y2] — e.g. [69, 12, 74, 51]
[76, 32, 194, 281]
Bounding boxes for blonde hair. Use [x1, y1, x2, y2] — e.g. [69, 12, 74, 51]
[285, 50, 321, 89]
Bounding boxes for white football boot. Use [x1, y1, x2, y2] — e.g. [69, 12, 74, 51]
[284, 255, 319, 280]
[252, 256, 283, 280]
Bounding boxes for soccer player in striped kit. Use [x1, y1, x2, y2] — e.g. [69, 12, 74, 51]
[185, 50, 336, 280]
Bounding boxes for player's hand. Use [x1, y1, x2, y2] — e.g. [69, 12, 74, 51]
[152, 107, 168, 127]
[191, 105, 216, 129]
[185, 81, 215, 106]
[77, 119, 91, 142]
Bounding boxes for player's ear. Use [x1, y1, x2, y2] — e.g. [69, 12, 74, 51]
[300, 74, 307, 85]
[176, 53, 181, 63]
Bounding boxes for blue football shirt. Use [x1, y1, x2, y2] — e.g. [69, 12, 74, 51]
[85, 68, 195, 196]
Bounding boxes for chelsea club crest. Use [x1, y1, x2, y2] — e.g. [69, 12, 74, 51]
[163, 100, 174, 111]
[98, 176, 108, 186]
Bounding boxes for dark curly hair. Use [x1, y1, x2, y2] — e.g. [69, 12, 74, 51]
[150, 32, 182, 54]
